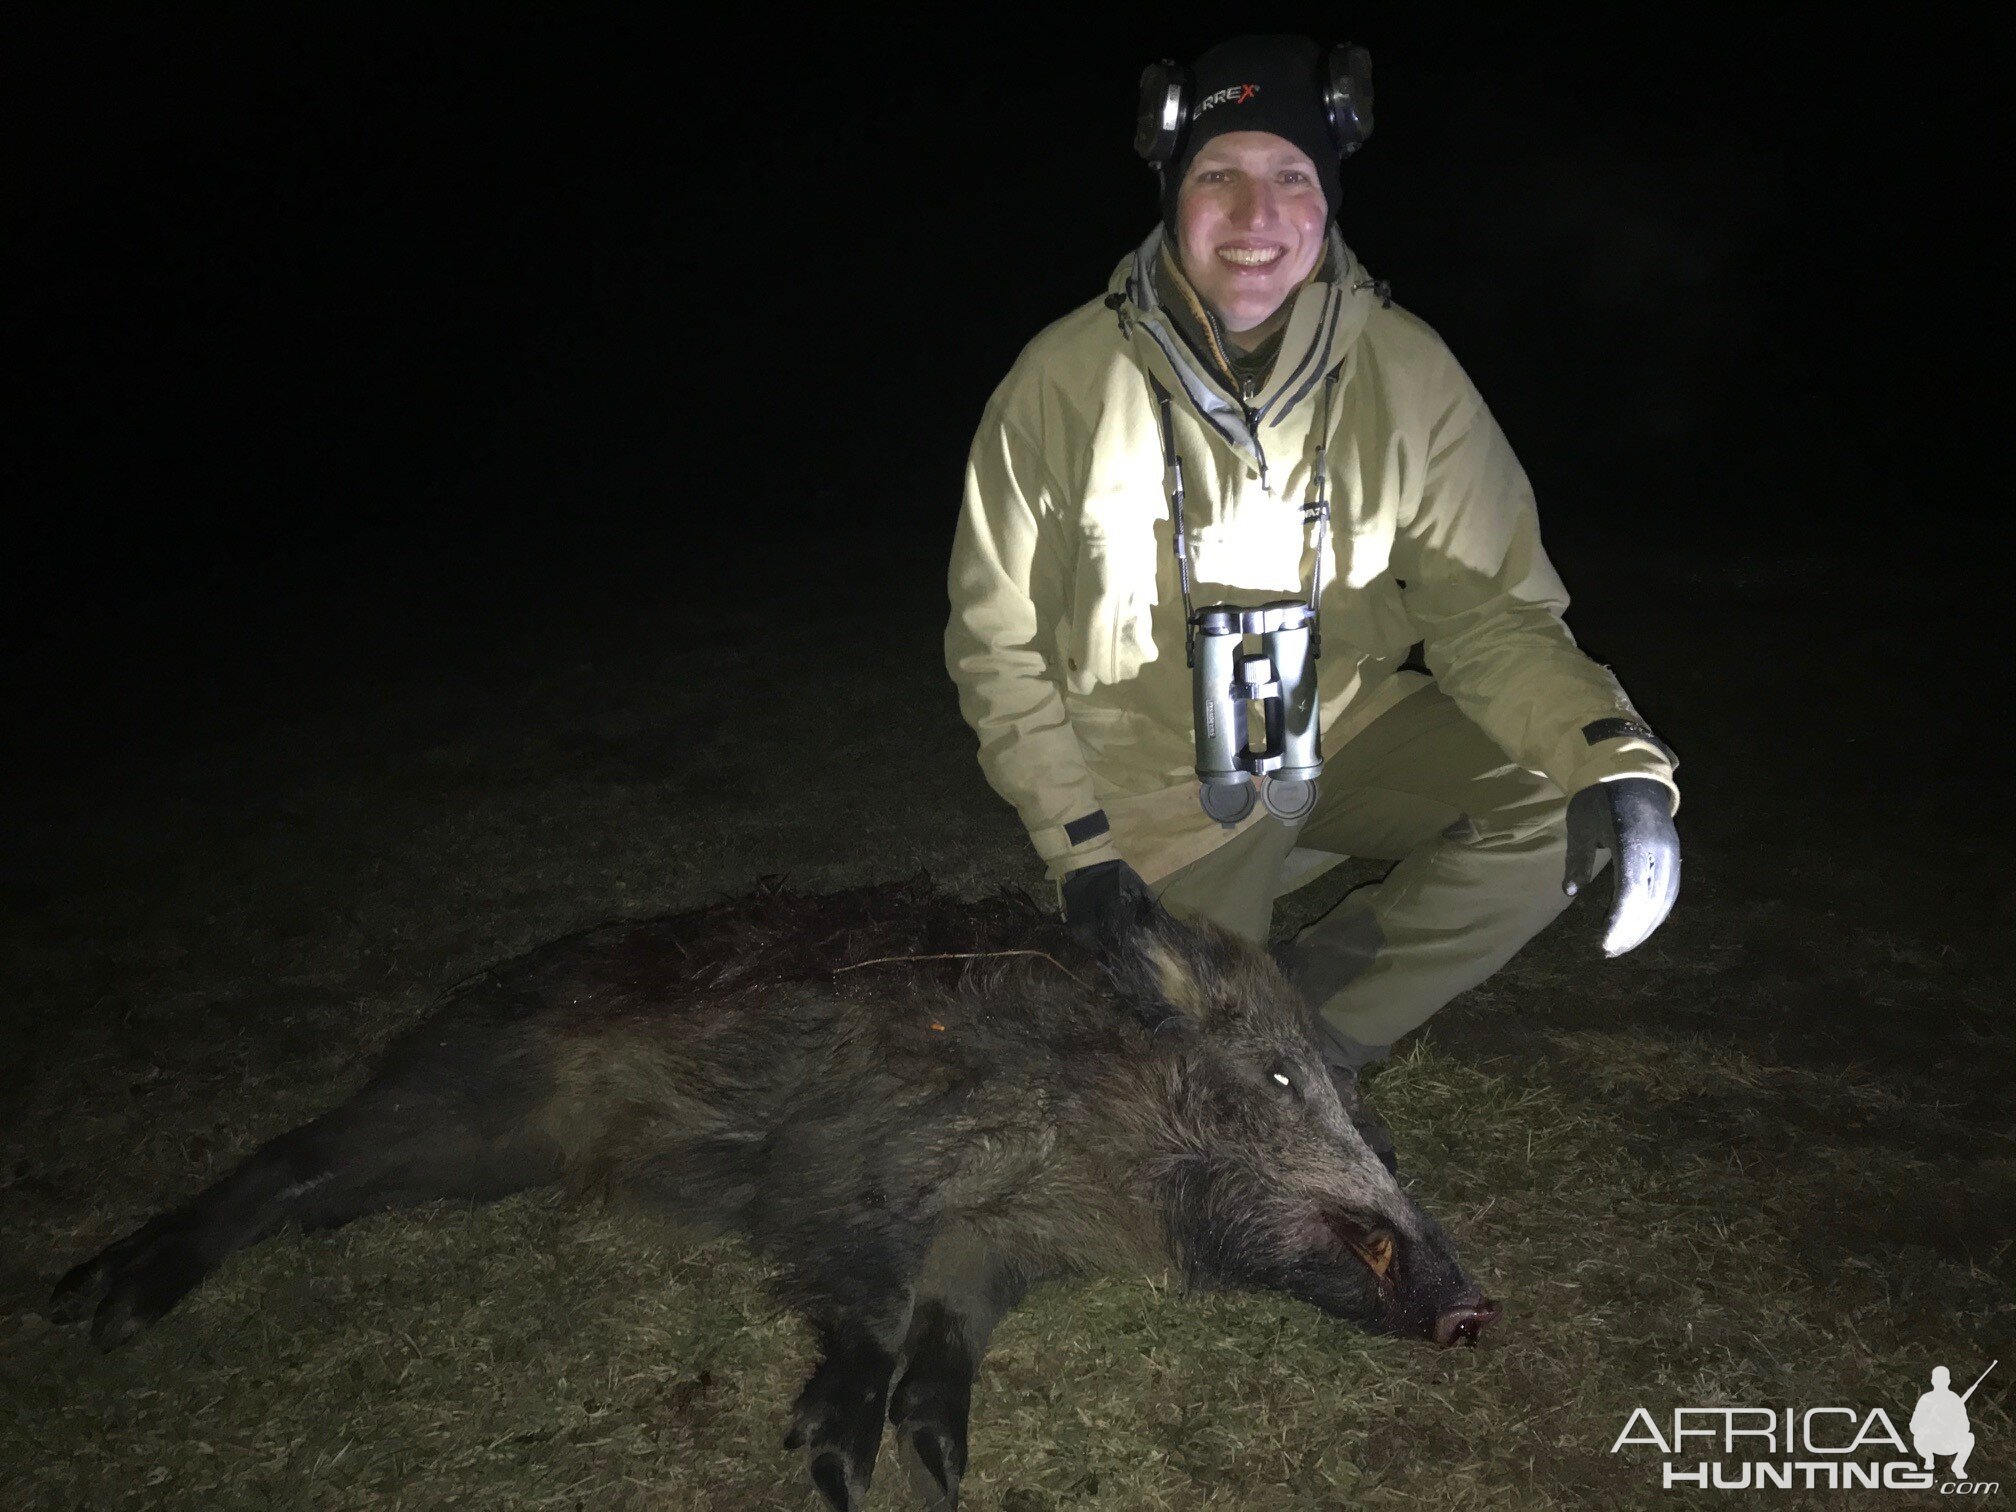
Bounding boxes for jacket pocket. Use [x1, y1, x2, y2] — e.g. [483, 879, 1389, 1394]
[1321, 568, 1416, 662]
[1064, 529, 1158, 695]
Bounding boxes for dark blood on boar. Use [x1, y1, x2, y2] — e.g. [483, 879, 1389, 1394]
[52, 875, 1498, 1511]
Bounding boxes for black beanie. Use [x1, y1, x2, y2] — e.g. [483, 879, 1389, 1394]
[1161, 35, 1341, 233]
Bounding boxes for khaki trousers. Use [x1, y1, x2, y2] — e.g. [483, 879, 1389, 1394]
[1150, 684, 1573, 1066]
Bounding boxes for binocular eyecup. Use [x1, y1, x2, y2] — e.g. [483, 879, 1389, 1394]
[1190, 599, 1324, 827]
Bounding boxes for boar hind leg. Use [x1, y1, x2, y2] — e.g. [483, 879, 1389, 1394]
[774, 1215, 935, 1512]
[51, 1065, 559, 1351]
[888, 1228, 1030, 1512]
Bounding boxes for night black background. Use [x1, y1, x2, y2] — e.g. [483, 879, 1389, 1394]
[6, 6, 2006, 782]
[8, 18, 2013, 1494]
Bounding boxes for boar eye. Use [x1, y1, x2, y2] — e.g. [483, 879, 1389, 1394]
[1269, 1065, 1300, 1097]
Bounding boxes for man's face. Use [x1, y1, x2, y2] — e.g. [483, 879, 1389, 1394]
[1175, 132, 1328, 346]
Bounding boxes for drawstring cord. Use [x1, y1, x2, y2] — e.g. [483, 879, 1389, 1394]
[1303, 368, 1339, 658]
[1146, 364, 1340, 670]
[1148, 377, 1199, 666]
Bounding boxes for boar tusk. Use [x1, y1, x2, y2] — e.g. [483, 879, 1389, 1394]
[1350, 1232, 1395, 1281]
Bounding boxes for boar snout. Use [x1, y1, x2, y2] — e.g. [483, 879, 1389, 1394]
[1433, 1298, 1500, 1348]
[1321, 1203, 1498, 1348]
[1391, 1236, 1499, 1348]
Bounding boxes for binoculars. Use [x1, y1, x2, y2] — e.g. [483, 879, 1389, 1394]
[1190, 599, 1324, 826]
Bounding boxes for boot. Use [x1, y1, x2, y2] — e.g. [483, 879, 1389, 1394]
[1304, 1016, 1398, 1176]
[1277, 944, 1401, 1176]
[1327, 1063, 1399, 1178]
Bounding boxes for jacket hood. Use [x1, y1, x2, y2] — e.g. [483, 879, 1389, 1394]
[1106, 223, 1389, 467]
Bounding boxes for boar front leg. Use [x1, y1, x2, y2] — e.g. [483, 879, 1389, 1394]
[888, 1227, 1031, 1511]
[771, 1209, 934, 1512]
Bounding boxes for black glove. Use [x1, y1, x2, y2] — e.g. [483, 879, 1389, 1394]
[1562, 776, 1680, 957]
[1060, 858, 1152, 936]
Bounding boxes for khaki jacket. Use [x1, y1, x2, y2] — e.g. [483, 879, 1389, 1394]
[945, 224, 1678, 887]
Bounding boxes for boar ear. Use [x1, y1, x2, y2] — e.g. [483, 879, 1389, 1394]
[1083, 895, 1203, 1039]
[1139, 932, 1209, 1029]
[1112, 919, 1213, 1042]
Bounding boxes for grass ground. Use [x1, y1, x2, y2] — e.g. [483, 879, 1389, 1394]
[2, 556, 2009, 1509]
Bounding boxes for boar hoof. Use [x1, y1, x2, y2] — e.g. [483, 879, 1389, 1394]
[896, 1418, 964, 1510]
[785, 1358, 890, 1511]
[50, 1222, 208, 1349]
[809, 1451, 856, 1510]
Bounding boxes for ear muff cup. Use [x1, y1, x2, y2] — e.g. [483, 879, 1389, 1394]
[1323, 43, 1375, 157]
[1134, 44, 1374, 169]
[1133, 59, 1193, 165]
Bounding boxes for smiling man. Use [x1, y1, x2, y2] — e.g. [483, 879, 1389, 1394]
[1172, 129, 1329, 356]
[945, 34, 1680, 1163]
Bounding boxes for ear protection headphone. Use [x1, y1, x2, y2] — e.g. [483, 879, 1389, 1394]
[1132, 43, 1374, 171]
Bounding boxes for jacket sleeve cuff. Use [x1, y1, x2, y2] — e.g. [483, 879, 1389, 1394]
[1562, 727, 1681, 817]
[1029, 808, 1125, 881]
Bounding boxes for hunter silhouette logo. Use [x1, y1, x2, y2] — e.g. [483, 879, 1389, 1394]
[1609, 1359, 2000, 1493]
[1911, 1361, 1995, 1481]
[1198, 83, 1259, 113]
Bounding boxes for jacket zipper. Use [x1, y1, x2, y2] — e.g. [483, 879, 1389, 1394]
[1199, 294, 1271, 491]
[1240, 374, 1269, 492]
